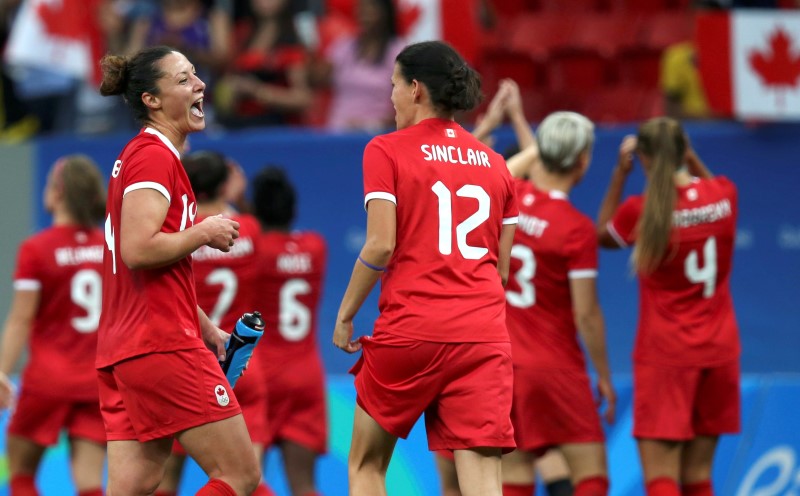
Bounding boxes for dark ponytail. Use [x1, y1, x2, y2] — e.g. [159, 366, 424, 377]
[253, 166, 296, 230]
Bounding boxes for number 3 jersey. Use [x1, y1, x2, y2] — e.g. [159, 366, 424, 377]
[608, 176, 740, 366]
[505, 180, 598, 372]
[12, 226, 104, 400]
[363, 118, 518, 343]
[98, 128, 203, 368]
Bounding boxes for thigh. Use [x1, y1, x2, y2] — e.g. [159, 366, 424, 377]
[693, 360, 740, 436]
[426, 342, 515, 453]
[8, 390, 70, 446]
[352, 334, 444, 439]
[112, 349, 242, 441]
[68, 437, 106, 490]
[634, 362, 699, 441]
[107, 438, 173, 495]
[176, 414, 259, 481]
[349, 404, 398, 474]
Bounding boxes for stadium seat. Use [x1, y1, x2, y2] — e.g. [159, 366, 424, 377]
[639, 11, 694, 50]
[582, 85, 649, 123]
[569, 12, 643, 57]
[508, 14, 576, 60]
[480, 49, 544, 96]
[547, 48, 613, 92]
[537, 0, 608, 12]
[608, 0, 671, 12]
[617, 46, 663, 87]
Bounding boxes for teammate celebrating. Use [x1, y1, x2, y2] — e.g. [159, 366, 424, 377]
[597, 117, 740, 496]
[503, 112, 614, 496]
[333, 40, 518, 496]
[0, 156, 107, 496]
[252, 166, 328, 496]
[154, 150, 273, 496]
[96, 46, 260, 496]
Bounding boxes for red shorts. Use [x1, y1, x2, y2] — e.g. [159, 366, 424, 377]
[263, 351, 327, 453]
[511, 368, 604, 454]
[634, 360, 740, 440]
[98, 349, 242, 442]
[352, 333, 515, 452]
[7, 390, 105, 446]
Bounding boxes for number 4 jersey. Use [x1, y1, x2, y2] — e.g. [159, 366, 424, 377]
[608, 176, 740, 367]
[12, 226, 104, 400]
[363, 118, 518, 343]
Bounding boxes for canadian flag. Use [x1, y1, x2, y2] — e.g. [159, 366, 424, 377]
[4, 0, 105, 84]
[396, 0, 482, 65]
[698, 10, 800, 121]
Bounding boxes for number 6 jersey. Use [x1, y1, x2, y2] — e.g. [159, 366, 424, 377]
[607, 176, 740, 367]
[12, 226, 104, 400]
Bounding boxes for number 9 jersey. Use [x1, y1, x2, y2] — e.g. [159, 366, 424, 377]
[12, 226, 104, 400]
[607, 176, 740, 367]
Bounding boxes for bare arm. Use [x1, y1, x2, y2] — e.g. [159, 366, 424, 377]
[505, 143, 541, 179]
[504, 79, 536, 150]
[120, 189, 240, 270]
[0, 289, 39, 408]
[197, 306, 228, 361]
[596, 135, 636, 249]
[684, 143, 713, 179]
[333, 199, 396, 353]
[570, 277, 615, 424]
[497, 224, 516, 286]
[472, 82, 509, 146]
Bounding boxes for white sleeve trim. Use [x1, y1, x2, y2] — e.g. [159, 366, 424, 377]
[606, 221, 629, 248]
[364, 192, 397, 210]
[503, 216, 519, 225]
[124, 181, 171, 203]
[568, 269, 598, 279]
[13, 279, 41, 291]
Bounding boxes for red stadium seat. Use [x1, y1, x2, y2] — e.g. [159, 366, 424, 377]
[582, 85, 648, 123]
[493, 0, 537, 17]
[608, 0, 670, 12]
[547, 48, 613, 92]
[617, 46, 663, 87]
[569, 12, 643, 57]
[639, 11, 695, 50]
[480, 49, 544, 96]
[508, 14, 576, 60]
[537, 0, 608, 12]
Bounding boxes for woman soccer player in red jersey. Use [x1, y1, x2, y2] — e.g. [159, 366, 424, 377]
[96, 46, 260, 496]
[333, 40, 519, 496]
[0, 156, 107, 496]
[597, 117, 741, 496]
[252, 166, 328, 496]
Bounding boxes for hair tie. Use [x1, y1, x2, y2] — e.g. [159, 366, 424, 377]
[358, 255, 386, 272]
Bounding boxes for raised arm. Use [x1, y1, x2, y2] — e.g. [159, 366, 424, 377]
[120, 189, 240, 270]
[504, 79, 536, 151]
[0, 288, 39, 409]
[570, 277, 615, 424]
[472, 81, 509, 146]
[333, 199, 397, 353]
[597, 135, 636, 248]
[684, 139, 713, 179]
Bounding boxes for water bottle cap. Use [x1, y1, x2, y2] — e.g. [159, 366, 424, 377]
[242, 311, 265, 330]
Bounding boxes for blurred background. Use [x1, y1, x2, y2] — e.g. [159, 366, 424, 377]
[0, 0, 799, 494]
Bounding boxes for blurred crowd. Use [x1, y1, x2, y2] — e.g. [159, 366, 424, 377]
[0, 0, 797, 140]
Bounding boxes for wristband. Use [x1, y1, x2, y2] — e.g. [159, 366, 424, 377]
[358, 255, 386, 272]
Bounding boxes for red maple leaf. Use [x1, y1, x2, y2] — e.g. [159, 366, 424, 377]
[216, 386, 226, 396]
[749, 27, 800, 89]
[397, 3, 422, 37]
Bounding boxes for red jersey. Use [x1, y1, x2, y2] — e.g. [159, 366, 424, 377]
[97, 128, 203, 368]
[12, 226, 104, 400]
[192, 214, 262, 332]
[608, 176, 740, 366]
[363, 118, 518, 342]
[254, 231, 327, 359]
[505, 180, 598, 371]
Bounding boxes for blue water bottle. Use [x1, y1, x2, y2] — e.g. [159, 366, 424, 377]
[219, 311, 265, 388]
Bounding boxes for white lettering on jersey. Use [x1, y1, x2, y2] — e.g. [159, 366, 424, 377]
[420, 145, 492, 167]
[277, 253, 312, 273]
[672, 199, 732, 228]
[517, 213, 549, 238]
[111, 160, 122, 178]
[55, 246, 104, 266]
[192, 237, 254, 261]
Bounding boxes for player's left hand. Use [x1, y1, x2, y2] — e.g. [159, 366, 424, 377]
[597, 376, 616, 424]
[203, 325, 229, 362]
[333, 320, 361, 353]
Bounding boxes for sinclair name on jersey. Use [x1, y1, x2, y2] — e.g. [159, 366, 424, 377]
[420, 144, 492, 167]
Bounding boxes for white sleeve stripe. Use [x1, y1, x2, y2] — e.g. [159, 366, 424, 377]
[13, 279, 41, 290]
[568, 269, 598, 279]
[606, 221, 629, 248]
[364, 192, 397, 210]
[124, 182, 171, 203]
[503, 216, 519, 225]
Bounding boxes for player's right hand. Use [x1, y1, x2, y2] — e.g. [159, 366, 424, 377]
[333, 320, 362, 354]
[201, 214, 240, 252]
[0, 372, 16, 410]
[617, 135, 637, 175]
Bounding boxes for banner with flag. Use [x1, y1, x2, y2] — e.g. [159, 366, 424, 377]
[698, 10, 800, 121]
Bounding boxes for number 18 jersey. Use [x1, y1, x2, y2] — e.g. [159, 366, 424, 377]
[363, 118, 518, 343]
[608, 176, 740, 366]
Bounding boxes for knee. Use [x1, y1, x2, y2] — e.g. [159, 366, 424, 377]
[108, 473, 162, 496]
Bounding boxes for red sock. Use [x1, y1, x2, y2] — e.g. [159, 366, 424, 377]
[503, 483, 535, 496]
[77, 490, 104, 496]
[682, 480, 713, 496]
[10, 474, 38, 496]
[647, 477, 680, 496]
[251, 484, 277, 496]
[154, 491, 178, 496]
[196, 479, 237, 496]
[575, 476, 609, 496]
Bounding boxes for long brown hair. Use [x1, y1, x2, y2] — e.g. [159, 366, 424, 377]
[56, 155, 107, 228]
[633, 117, 686, 274]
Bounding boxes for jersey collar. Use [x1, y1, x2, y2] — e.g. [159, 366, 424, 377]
[144, 127, 181, 160]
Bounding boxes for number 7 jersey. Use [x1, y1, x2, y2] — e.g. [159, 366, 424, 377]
[608, 176, 740, 366]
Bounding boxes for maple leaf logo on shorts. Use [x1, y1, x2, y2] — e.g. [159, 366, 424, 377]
[215, 384, 230, 407]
